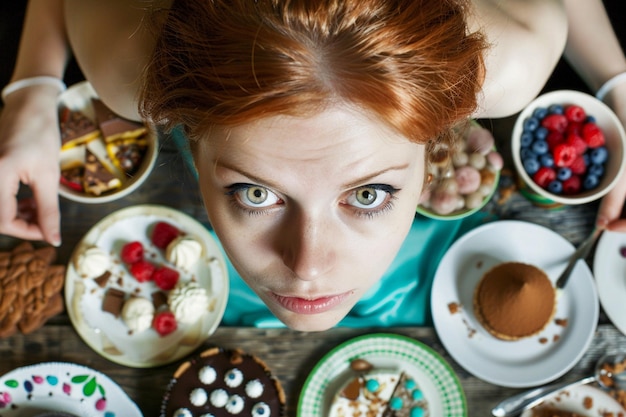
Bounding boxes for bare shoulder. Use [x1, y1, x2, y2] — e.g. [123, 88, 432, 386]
[64, 0, 172, 120]
[468, 0, 568, 118]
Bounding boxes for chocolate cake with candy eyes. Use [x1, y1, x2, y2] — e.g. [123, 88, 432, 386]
[160, 347, 285, 417]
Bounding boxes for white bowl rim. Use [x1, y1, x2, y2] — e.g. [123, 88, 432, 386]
[512, 89, 626, 205]
[57, 81, 158, 204]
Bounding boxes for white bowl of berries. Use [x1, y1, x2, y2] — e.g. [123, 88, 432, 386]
[512, 90, 626, 205]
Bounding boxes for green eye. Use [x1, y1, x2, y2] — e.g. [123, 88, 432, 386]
[355, 188, 379, 206]
[246, 187, 269, 205]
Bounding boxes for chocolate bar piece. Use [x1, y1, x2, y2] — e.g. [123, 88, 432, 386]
[92, 98, 147, 143]
[83, 148, 122, 196]
[59, 107, 100, 149]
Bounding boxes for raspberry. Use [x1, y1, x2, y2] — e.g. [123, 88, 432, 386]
[151, 221, 181, 249]
[532, 167, 556, 188]
[153, 311, 177, 336]
[565, 133, 587, 155]
[129, 259, 155, 283]
[562, 175, 582, 194]
[545, 131, 564, 151]
[120, 241, 144, 264]
[553, 144, 577, 167]
[541, 114, 568, 132]
[565, 122, 583, 137]
[569, 155, 587, 175]
[153, 265, 180, 290]
[564, 105, 586, 123]
[582, 123, 606, 148]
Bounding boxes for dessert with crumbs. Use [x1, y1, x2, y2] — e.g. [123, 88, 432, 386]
[473, 262, 556, 341]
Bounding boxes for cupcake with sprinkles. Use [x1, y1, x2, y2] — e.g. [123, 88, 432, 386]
[160, 347, 285, 417]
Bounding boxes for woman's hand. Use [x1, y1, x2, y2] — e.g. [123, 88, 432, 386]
[0, 87, 62, 245]
[597, 82, 626, 232]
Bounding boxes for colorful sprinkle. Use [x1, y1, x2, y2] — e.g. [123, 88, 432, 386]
[390, 396, 403, 410]
[365, 378, 380, 393]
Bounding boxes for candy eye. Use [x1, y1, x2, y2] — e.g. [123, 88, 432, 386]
[225, 395, 244, 414]
[224, 368, 244, 387]
[251, 402, 271, 416]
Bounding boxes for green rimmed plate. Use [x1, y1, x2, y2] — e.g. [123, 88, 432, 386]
[297, 333, 467, 416]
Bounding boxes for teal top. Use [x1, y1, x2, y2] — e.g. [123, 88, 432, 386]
[171, 128, 493, 328]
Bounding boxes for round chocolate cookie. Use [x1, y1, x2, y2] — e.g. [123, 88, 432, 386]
[161, 347, 285, 417]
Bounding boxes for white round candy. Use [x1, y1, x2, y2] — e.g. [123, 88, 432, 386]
[210, 389, 229, 407]
[173, 409, 192, 417]
[246, 379, 264, 398]
[199, 366, 217, 385]
[190, 388, 208, 406]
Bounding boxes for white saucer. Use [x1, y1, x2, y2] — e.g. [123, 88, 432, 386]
[0, 362, 142, 416]
[431, 220, 599, 388]
[594, 230, 626, 335]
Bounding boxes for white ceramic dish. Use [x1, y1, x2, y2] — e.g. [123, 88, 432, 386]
[297, 333, 467, 417]
[58, 81, 158, 204]
[431, 220, 599, 388]
[64, 204, 229, 368]
[0, 362, 142, 416]
[520, 384, 624, 417]
[512, 90, 626, 205]
[594, 230, 626, 336]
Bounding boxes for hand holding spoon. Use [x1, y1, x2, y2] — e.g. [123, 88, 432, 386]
[491, 352, 626, 417]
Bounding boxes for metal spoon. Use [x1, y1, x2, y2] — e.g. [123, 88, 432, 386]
[491, 352, 626, 417]
[555, 226, 602, 289]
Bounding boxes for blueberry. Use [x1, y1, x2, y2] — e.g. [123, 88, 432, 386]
[588, 163, 605, 177]
[520, 132, 534, 147]
[539, 153, 554, 167]
[531, 140, 549, 155]
[556, 167, 572, 181]
[547, 180, 563, 194]
[532, 107, 549, 120]
[548, 104, 564, 115]
[583, 174, 599, 190]
[520, 148, 537, 161]
[586, 115, 597, 123]
[534, 126, 548, 141]
[589, 146, 608, 164]
[523, 117, 539, 132]
[523, 158, 540, 175]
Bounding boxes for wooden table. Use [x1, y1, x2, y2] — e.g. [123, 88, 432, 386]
[0, 118, 621, 417]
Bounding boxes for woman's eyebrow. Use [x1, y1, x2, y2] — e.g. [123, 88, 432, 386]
[215, 161, 283, 189]
[342, 164, 410, 189]
[216, 160, 409, 190]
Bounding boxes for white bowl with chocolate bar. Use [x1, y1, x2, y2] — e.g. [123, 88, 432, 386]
[58, 81, 158, 203]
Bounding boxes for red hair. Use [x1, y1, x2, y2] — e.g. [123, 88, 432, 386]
[140, 0, 486, 148]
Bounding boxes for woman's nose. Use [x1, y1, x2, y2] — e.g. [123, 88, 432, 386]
[279, 211, 336, 281]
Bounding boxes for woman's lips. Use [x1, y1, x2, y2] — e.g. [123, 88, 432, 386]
[269, 291, 352, 315]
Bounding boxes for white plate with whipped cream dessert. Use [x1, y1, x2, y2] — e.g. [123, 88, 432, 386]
[431, 220, 598, 388]
[65, 204, 229, 368]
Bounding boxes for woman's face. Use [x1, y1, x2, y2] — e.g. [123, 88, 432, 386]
[196, 105, 426, 331]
